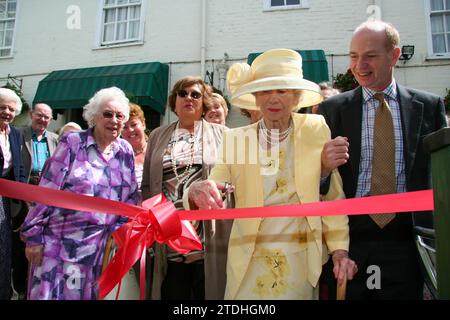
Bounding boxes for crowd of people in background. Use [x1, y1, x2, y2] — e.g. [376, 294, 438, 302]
[0, 19, 448, 301]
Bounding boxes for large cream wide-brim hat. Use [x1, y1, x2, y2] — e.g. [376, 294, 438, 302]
[226, 48, 323, 111]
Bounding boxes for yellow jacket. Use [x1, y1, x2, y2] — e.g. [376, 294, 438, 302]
[187, 113, 349, 299]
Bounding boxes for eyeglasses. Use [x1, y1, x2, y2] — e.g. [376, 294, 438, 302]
[33, 113, 52, 121]
[177, 89, 202, 100]
[102, 111, 125, 121]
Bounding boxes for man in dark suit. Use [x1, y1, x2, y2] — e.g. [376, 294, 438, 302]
[318, 20, 448, 300]
[11, 103, 58, 299]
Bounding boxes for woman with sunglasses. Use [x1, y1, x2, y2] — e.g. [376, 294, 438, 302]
[21, 87, 140, 300]
[141, 76, 226, 300]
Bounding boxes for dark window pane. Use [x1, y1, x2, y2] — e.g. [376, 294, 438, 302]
[0, 2, 6, 17]
[104, 8, 115, 23]
[271, 0, 285, 7]
[446, 13, 450, 31]
[286, 0, 300, 5]
[7, 1, 15, 14]
[103, 24, 114, 42]
[431, 14, 444, 33]
[431, 0, 444, 11]
[116, 22, 126, 40]
[433, 34, 446, 52]
[4, 28, 11, 46]
[447, 34, 450, 52]
[0, 48, 10, 56]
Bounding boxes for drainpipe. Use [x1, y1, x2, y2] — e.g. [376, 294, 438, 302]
[216, 53, 229, 94]
[200, 0, 206, 79]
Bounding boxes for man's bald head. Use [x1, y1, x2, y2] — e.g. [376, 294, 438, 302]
[30, 103, 53, 135]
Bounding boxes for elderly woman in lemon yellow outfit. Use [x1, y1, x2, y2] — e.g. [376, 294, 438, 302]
[186, 49, 357, 300]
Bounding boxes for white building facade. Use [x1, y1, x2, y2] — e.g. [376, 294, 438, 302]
[0, 0, 449, 129]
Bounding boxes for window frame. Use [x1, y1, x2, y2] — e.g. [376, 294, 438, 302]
[96, 0, 146, 48]
[263, 0, 310, 12]
[0, 0, 19, 59]
[424, 0, 450, 58]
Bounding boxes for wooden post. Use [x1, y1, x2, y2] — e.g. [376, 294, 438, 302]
[424, 127, 450, 299]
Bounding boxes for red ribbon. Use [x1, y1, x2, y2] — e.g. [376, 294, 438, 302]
[97, 194, 202, 300]
[179, 189, 435, 220]
[0, 178, 435, 300]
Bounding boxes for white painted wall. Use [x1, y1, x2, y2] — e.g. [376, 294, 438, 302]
[1, 0, 449, 129]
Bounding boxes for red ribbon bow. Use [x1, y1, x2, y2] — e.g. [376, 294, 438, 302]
[98, 194, 202, 300]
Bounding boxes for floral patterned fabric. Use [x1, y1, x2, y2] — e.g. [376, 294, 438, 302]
[235, 134, 316, 299]
[21, 129, 139, 300]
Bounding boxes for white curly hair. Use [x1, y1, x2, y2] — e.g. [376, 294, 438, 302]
[82, 87, 130, 128]
[0, 87, 23, 115]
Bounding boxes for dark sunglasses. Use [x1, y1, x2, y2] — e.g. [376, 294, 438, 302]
[102, 111, 125, 121]
[177, 89, 202, 100]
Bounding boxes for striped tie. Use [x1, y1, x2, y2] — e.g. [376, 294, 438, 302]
[369, 92, 397, 228]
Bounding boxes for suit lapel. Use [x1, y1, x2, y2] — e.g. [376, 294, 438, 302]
[48, 133, 56, 155]
[293, 114, 307, 203]
[24, 126, 32, 156]
[293, 114, 322, 243]
[397, 84, 422, 183]
[8, 128, 19, 180]
[201, 119, 218, 179]
[150, 122, 177, 195]
[341, 88, 363, 189]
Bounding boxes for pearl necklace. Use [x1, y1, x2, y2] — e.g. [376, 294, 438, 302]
[258, 119, 293, 145]
[170, 127, 195, 184]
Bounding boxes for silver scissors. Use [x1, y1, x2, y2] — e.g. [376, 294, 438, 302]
[222, 182, 234, 204]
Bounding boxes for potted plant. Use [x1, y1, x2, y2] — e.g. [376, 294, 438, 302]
[444, 88, 450, 116]
[2, 81, 29, 111]
[333, 68, 359, 92]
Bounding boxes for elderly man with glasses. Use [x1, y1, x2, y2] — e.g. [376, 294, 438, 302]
[20, 103, 58, 186]
[10, 103, 59, 300]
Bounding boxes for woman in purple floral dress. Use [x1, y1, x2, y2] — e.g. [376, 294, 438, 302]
[21, 87, 139, 300]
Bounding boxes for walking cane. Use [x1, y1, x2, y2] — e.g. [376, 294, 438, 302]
[336, 272, 347, 300]
[102, 236, 114, 272]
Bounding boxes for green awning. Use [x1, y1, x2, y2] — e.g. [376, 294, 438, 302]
[33, 62, 169, 114]
[247, 49, 329, 84]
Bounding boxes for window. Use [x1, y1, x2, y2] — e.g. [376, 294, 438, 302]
[263, 0, 309, 11]
[99, 0, 144, 46]
[426, 0, 450, 55]
[0, 0, 17, 57]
